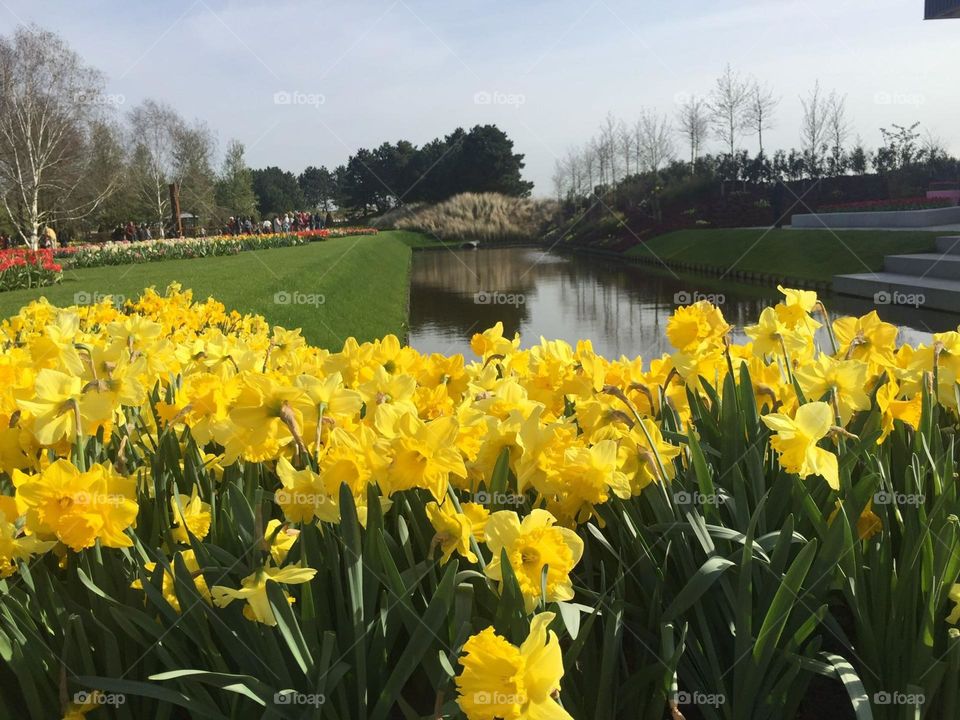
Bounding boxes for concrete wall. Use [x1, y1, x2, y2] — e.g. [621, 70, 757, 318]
[792, 205, 960, 229]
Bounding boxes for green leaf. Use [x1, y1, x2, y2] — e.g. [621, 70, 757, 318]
[663, 557, 735, 622]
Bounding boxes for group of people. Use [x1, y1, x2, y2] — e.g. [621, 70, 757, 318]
[110, 222, 154, 243]
[0, 226, 65, 250]
[0, 210, 338, 250]
[224, 211, 330, 236]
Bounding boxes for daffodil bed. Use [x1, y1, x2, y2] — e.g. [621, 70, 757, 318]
[2, 285, 960, 720]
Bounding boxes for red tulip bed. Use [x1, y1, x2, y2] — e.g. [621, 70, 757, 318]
[0, 248, 63, 291]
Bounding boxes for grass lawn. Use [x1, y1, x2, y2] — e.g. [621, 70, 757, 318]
[0, 232, 412, 349]
[388, 230, 455, 248]
[625, 228, 941, 282]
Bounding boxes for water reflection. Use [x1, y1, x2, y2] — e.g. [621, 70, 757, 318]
[408, 246, 952, 359]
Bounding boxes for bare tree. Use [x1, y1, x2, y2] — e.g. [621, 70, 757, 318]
[825, 91, 850, 174]
[582, 141, 597, 195]
[676, 96, 710, 165]
[128, 99, 185, 236]
[0, 26, 118, 248]
[708, 64, 751, 156]
[744, 80, 780, 155]
[800, 81, 829, 172]
[174, 119, 217, 225]
[636, 110, 675, 174]
[922, 128, 947, 161]
[599, 112, 620, 187]
[618, 119, 634, 177]
[551, 158, 567, 202]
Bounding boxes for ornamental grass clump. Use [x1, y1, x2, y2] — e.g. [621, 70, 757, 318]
[0, 284, 959, 718]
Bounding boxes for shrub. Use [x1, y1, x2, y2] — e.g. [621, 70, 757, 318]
[372, 192, 559, 243]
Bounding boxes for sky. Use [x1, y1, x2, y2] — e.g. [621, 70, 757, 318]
[1, 0, 957, 195]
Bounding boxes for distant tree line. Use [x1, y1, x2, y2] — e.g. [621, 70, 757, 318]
[0, 25, 532, 246]
[553, 63, 958, 206]
[254, 124, 534, 218]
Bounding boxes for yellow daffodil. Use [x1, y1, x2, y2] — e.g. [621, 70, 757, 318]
[762, 402, 839, 490]
[794, 355, 870, 425]
[456, 612, 572, 720]
[264, 519, 300, 565]
[13, 460, 138, 551]
[169, 487, 212, 543]
[211, 563, 317, 626]
[0, 495, 55, 577]
[833, 311, 898, 367]
[131, 549, 210, 612]
[484, 509, 583, 612]
[275, 456, 340, 523]
[426, 500, 477, 564]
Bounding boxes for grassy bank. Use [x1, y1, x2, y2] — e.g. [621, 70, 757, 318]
[624, 228, 940, 282]
[385, 230, 451, 248]
[0, 233, 412, 348]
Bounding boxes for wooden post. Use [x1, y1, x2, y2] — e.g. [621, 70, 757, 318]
[169, 183, 183, 238]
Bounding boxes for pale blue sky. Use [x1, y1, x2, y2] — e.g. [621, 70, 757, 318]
[2, 0, 957, 193]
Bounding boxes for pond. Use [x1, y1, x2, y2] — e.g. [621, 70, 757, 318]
[407, 245, 954, 359]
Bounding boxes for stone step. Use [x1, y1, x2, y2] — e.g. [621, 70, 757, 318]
[884, 253, 960, 280]
[935, 235, 960, 255]
[832, 272, 960, 313]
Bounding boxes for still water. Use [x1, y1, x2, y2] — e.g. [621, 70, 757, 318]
[408, 246, 953, 359]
